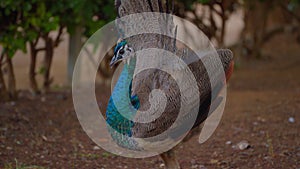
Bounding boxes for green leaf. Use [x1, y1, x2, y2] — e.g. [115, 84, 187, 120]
[38, 66, 46, 74]
[198, 0, 211, 4]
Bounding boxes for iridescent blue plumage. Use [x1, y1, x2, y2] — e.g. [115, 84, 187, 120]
[114, 41, 127, 55]
[106, 41, 140, 150]
[106, 80, 140, 137]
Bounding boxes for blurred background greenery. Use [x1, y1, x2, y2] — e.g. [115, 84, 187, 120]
[0, 0, 299, 101]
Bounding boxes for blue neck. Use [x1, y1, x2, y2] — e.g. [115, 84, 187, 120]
[106, 56, 140, 149]
[111, 57, 137, 120]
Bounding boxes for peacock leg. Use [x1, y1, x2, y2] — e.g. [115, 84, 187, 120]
[160, 148, 181, 169]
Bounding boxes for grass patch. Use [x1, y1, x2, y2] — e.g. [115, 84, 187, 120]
[4, 159, 47, 169]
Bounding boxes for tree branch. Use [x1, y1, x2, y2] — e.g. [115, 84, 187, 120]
[262, 26, 285, 43]
[158, 0, 164, 13]
[36, 48, 46, 52]
[33, 32, 41, 47]
[54, 26, 64, 47]
[279, 2, 300, 23]
[0, 50, 4, 63]
[210, 4, 223, 17]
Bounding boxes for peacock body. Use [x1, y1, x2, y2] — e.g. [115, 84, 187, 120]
[106, 1, 234, 168]
[105, 40, 233, 151]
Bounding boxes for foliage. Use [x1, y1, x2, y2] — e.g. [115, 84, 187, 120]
[0, 0, 115, 56]
[0, 1, 29, 57]
[175, 0, 240, 46]
[0, 0, 115, 59]
[54, 0, 115, 36]
[0, 0, 116, 97]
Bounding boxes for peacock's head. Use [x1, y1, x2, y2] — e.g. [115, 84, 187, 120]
[110, 40, 134, 67]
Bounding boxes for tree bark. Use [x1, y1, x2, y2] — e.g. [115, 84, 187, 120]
[43, 35, 54, 92]
[219, 3, 226, 47]
[5, 54, 17, 99]
[67, 25, 83, 85]
[29, 42, 39, 94]
[243, 0, 273, 58]
[0, 52, 9, 102]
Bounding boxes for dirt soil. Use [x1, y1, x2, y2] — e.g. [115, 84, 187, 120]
[0, 34, 299, 169]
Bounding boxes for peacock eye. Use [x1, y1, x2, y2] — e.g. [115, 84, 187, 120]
[119, 49, 125, 55]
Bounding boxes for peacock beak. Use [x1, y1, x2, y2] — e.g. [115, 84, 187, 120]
[110, 55, 119, 67]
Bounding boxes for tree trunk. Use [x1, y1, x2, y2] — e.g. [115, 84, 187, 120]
[243, 0, 272, 58]
[5, 54, 17, 99]
[219, 3, 227, 47]
[29, 42, 39, 94]
[67, 25, 83, 85]
[0, 53, 9, 102]
[43, 36, 54, 92]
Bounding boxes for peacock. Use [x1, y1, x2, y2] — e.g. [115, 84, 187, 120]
[105, 0, 234, 168]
